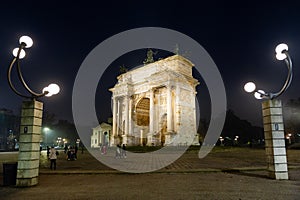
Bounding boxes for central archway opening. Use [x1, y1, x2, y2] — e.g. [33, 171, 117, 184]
[135, 98, 150, 126]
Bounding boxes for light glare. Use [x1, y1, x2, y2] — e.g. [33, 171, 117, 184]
[275, 43, 288, 61]
[19, 36, 33, 48]
[12, 48, 26, 59]
[43, 83, 60, 97]
[48, 84, 60, 95]
[254, 90, 265, 99]
[276, 53, 287, 61]
[244, 82, 256, 93]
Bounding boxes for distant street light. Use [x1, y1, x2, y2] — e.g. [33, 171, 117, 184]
[243, 43, 293, 180]
[287, 133, 292, 144]
[57, 137, 62, 147]
[219, 136, 224, 146]
[7, 35, 60, 187]
[43, 127, 50, 145]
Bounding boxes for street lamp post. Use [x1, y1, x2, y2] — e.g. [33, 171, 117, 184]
[43, 127, 50, 146]
[7, 36, 60, 187]
[219, 136, 224, 146]
[244, 43, 292, 180]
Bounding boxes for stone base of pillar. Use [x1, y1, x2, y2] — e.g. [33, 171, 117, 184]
[16, 176, 39, 187]
[16, 100, 43, 187]
[266, 146, 289, 180]
[192, 134, 200, 146]
[164, 132, 174, 146]
[110, 136, 115, 146]
[122, 135, 127, 145]
[268, 169, 289, 180]
[146, 133, 153, 146]
[262, 99, 289, 180]
[113, 136, 123, 146]
[122, 135, 134, 145]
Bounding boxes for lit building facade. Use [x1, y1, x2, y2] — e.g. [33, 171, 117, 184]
[109, 55, 199, 146]
[91, 122, 112, 148]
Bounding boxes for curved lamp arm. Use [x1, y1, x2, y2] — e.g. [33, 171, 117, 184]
[8, 57, 29, 98]
[7, 43, 48, 99]
[244, 44, 293, 100]
[269, 51, 293, 99]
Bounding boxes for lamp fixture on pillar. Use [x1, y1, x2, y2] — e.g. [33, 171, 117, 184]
[244, 43, 292, 100]
[7, 36, 60, 187]
[8, 35, 60, 99]
[243, 43, 293, 180]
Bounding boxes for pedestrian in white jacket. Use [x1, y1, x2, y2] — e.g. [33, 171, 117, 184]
[49, 146, 57, 170]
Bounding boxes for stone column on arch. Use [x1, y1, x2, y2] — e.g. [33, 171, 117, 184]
[191, 90, 200, 145]
[175, 84, 181, 133]
[167, 85, 173, 133]
[111, 96, 117, 146]
[122, 95, 130, 145]
[127, 96, 134, 145]
[165, 85, 174, 145]
[147, 88, 154, 146]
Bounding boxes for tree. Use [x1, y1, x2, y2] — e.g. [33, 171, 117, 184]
[222, 110, 263, 145]
[52, 120, 79, 145]
[198, 118, 209, 143]
[42, 111, 57, 128]
[284, 98, 300, 142]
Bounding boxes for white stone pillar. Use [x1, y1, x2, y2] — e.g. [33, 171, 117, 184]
[149, 89, 154, 133]
[140, 130, 144, 146]
[122, 96, 129, 145]
[117, 99, 120, 136]
[17, 100, 43, 187]
[262, 99, 288, 180]
[128, 97, 132, 135]
[124, 96, 129, 135]
[147, 89, 154, 145]
[175, 85, 180, 131]
[111, 97, 117, 145]
[192, 90, 200, 145]
[167, 86, 173, 133]
[165, 86, 173, 145]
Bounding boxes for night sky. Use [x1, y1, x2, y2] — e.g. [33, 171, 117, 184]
[1, 0, 300, 127]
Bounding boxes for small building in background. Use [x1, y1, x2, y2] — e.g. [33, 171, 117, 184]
[91, 122, 112, 148]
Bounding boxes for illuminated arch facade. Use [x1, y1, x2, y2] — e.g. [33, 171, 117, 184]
[109, 55, 199, 146]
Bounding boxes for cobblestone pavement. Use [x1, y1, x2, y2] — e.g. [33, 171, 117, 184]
[0, 147, 300, 199]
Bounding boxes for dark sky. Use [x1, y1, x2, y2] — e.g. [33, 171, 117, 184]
[0, 0, 300, 127]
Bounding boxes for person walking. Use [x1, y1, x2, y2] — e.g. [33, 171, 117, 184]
[64, 145, 68, 154]
[49, 146, 58, 170]
[115, 144, 121, 158]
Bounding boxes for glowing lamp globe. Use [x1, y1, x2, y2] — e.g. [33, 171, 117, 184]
[254, 90, 265, 99]
[48, 84, 60, 95]
[43, 83, 60, 97]
[275, 43, 288, 60]
[244, 82, 256, 93]
[12, 48, 26, 59]
[19, 36, 33, 48]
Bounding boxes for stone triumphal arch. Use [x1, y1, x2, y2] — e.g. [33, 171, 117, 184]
[110, 55, 199, 146]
